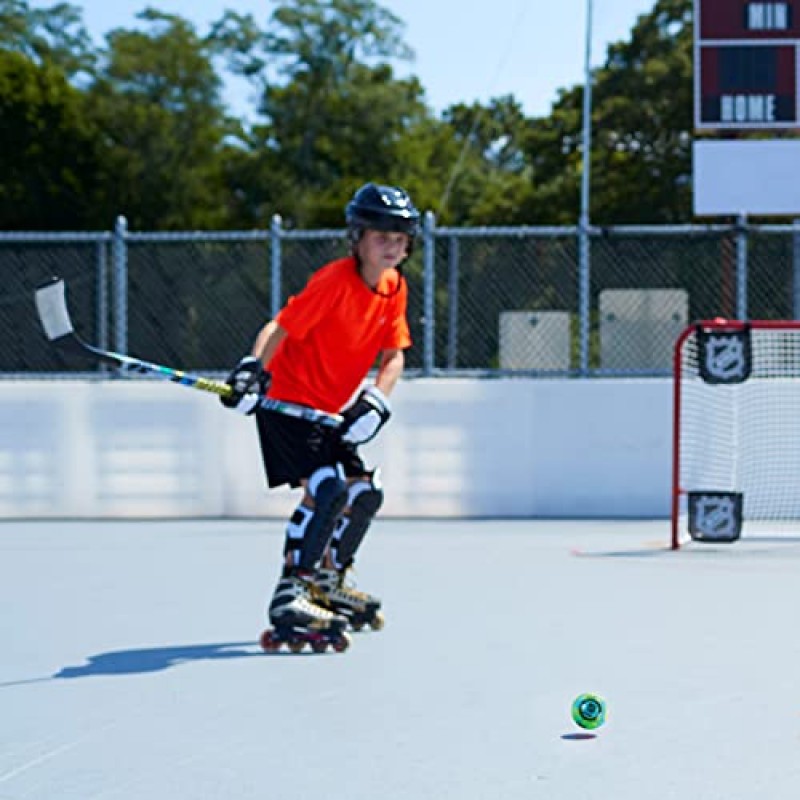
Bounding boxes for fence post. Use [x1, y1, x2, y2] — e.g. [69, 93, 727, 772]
[112, 216, 128, 355]
[578, 219, 591, 375]
[270, 214, 282, 318]
[447, 235, 459, 369]
[96, 238, 109, 371]
[735, 214, 748, 320]
[794, 219, 800, 320]
[422, 211, 436, 376]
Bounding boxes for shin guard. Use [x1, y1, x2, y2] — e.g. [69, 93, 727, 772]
[287, 465, 348, 573]
[330, 475, 384, 570]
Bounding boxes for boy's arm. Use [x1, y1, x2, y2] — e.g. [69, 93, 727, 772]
[374, 348, 405, 396]
[253, 319, 288, 368]
[219, 320, 286, 415]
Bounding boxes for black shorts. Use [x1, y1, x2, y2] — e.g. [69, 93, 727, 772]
[255, 409, 367, 489]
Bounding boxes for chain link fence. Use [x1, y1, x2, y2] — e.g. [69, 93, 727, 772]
[3, 216, 800, 378]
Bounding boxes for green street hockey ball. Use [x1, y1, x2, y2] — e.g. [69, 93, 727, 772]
[571, 693, 607, 730]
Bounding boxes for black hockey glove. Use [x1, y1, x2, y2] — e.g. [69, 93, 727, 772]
[220, 355, 270, 415]
[341, 386, 392, 445]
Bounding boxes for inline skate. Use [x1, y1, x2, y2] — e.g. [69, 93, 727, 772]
[311, 567, 384, 632]
[260, 574, 351, 653]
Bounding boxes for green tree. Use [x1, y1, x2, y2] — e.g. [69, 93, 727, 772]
[209, 0, 447, 227]
[524, 0, 693, 224]
[1, 0, 702, 230]
[0, 0, 96, 79]
[590, 0, 693, 223]
[87, 9, 232, 230]
[262, 0, 411, 188]
[0, 49, 107, 228]
[437, 95, 535, 225]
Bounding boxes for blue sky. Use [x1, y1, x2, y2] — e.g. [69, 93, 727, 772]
[33, 0, 656, 118]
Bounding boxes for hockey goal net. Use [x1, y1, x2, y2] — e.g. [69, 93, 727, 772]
[672, 319, 800, 549]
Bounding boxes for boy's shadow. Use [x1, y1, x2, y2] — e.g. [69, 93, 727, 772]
[54, 641, 261, 679]
[1, 640, 324, 688]
[0, 642, 259, 686]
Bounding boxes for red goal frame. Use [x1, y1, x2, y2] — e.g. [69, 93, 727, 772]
[671, 318, 800, 549]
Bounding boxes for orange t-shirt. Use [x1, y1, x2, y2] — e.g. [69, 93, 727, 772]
[268, 257, 412, 413]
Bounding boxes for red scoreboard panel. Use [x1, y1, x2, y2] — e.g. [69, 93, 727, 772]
[695, 0, 800, 129]
[699, 0, 800, 38]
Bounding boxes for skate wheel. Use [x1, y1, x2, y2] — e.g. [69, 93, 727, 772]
[332, 633, 351, 653]
[370, 613, 385, 631]
[288, 640, 306, 654]
[350, 621, 365, 632]
[260, 630, 281, 652]
[311, 640, 328, 654]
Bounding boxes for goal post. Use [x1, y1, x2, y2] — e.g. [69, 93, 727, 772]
[672, 319, 800, 549]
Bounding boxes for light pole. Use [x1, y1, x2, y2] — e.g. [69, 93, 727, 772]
[578, 0, 594, 374]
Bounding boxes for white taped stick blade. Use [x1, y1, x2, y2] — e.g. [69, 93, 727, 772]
[35, 278, 74, 341]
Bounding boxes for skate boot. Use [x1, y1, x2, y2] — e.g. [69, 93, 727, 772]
[311, 567, 384, 632]
[259, 574, 351, 654]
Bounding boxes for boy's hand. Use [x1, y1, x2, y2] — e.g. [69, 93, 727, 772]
[341, 386, 391, 445]
[220, 356, 270, 415]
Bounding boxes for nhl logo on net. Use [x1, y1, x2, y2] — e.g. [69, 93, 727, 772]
[697, 327, 751, 385]
[688, 492, 743, 543]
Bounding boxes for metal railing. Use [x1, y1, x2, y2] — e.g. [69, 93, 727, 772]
[3, 215, 800, 378]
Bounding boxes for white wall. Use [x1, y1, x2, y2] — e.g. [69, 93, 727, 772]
[0, 379, 673, 519]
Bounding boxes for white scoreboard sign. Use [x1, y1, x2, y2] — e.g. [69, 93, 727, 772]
[694, 1, 800, 216]
[693, 139, 800, 215]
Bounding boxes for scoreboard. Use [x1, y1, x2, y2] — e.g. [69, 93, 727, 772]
[695, 0, 800, 128]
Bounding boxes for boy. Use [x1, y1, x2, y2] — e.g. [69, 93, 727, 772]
[221, 182, 418, 647]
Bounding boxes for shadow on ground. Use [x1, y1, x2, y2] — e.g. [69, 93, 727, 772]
[53, 641, 261, 678]
[0, 641, 261, 688]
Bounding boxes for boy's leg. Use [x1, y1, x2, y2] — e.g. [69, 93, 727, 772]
[255, 412, 349, 631]
[268, 464, 350, 628]
[312, 473, 385, 629]
[282, 465, 349, 575]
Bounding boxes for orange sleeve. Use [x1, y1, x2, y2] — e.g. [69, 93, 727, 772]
[383, 280, 412, 350]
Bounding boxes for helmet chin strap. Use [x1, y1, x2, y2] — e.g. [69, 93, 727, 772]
[352, 246, 405, 299]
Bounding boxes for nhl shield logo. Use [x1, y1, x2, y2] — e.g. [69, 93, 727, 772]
[688, 491, 743, 543]
[697, 328, 751, 385]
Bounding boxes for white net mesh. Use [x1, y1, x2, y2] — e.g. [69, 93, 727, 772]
[675, 322, 800, 545]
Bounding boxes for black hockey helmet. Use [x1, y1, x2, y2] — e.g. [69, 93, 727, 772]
[345, 183, 420, 246]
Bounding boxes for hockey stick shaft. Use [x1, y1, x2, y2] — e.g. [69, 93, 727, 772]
[34, 277, 342, 428]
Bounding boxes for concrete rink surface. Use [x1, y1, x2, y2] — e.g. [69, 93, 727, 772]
[2, 518, 800, 800]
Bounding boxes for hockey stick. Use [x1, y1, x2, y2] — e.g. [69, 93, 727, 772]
[34, 277, 342, 428]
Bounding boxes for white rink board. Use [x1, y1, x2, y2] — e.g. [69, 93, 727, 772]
[0, 378, 673, 519]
